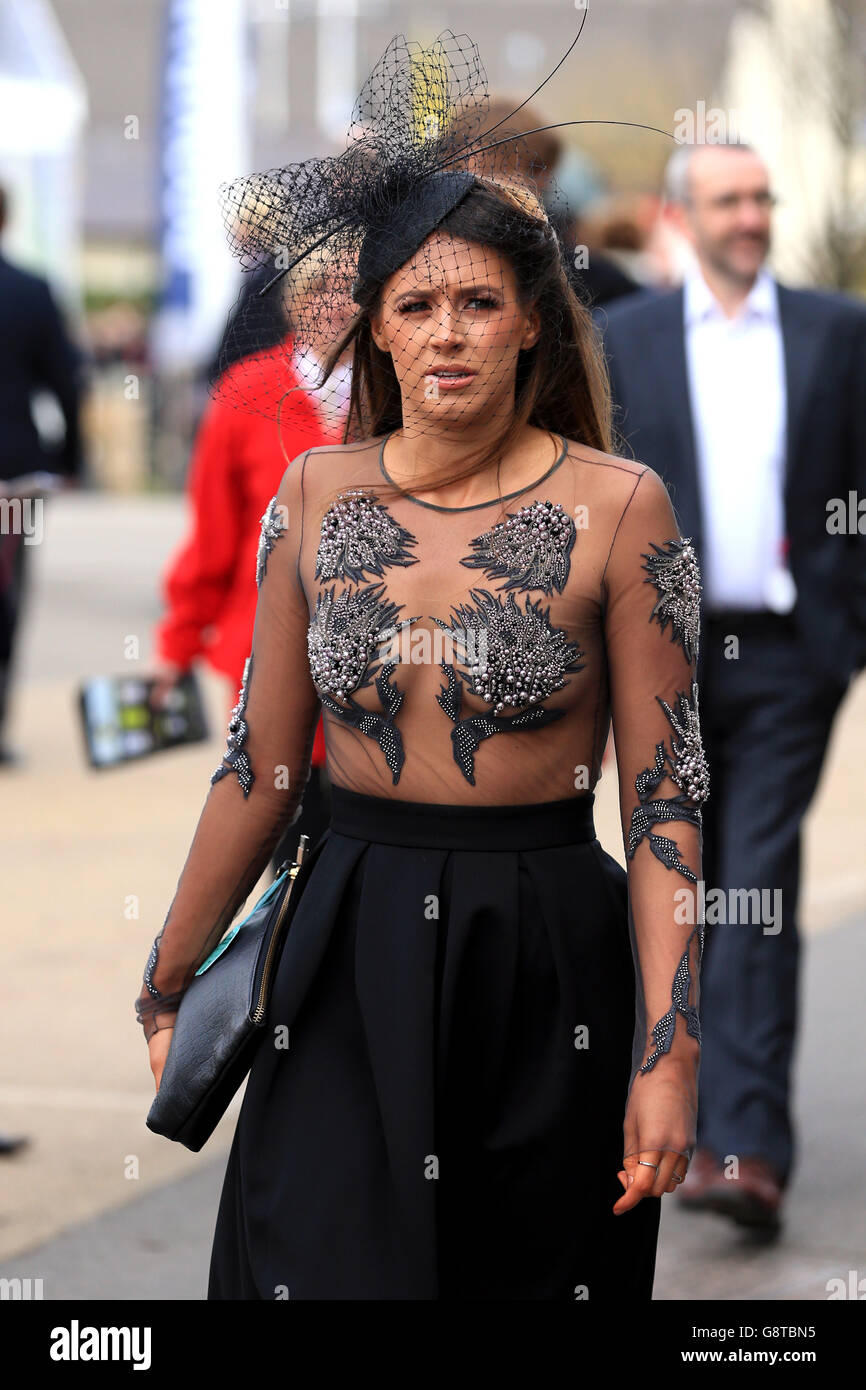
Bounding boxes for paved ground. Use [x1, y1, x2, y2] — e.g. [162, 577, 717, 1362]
[1, 492, 864, 1299]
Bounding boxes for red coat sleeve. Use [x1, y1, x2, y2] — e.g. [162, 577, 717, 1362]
[154, 396, 244, 670]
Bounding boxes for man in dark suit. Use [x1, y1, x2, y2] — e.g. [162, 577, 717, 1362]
[0, 183, 85, 766]
[596, 141, 866, 1230]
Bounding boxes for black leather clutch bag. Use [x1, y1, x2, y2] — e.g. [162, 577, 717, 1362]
[146, 832, 315, 1152]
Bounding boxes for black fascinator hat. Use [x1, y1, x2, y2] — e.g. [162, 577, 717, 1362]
[353, 168, 478, 300]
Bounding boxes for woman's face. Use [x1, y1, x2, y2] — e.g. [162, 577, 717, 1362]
[287, 273, 356, 360]
[369, 232, 540, 426]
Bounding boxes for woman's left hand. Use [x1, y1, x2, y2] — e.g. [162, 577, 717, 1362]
[147, 1027, 175, 1094]
[613, 1062, 697, 1214]
[613, 1149, 689, 1213]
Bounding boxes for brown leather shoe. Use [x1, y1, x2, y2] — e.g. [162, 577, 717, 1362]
[675, 1147, 724, 1210]
[693, 1156, 784, 1231]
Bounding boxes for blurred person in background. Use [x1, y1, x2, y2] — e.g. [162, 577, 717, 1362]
[203, 260, 288, 386]
[149, 253, 354, 865]
[0, 183, 86, 773]
[575, 192, 671, 290]
[597, 140, 866, 1230]
[0, 180, 86, 1158]
[467, 99, 643, 309]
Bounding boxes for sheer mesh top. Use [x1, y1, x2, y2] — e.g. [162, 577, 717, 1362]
[137, 432, 708, 1118]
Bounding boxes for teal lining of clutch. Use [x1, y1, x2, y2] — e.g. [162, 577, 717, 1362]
[194, 870, 289, 976]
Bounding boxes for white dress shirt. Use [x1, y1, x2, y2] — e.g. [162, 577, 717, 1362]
[683, 264, 794, 612]
[293, 347, 352, 435]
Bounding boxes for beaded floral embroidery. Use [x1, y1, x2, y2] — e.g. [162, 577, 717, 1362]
[308, 583, 419, 781]
[639, 925, 703, 1074]
[307, 584, 416, 697]
[641, 537, 702, 663]
[256, 495, 288, 588]
[626, 680, 709, 1073]
[656, 682, 710, 804]
[309, 489, 419, 780]
[626, 682, 708, 883]
[315, 489, 419, 583]
[432, 588, 584, 784]
[211, 653, 255, 797]
[460, 499, 576, 595]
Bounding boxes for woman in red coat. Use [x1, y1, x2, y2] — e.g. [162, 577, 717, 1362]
[150, 329, 348, 862]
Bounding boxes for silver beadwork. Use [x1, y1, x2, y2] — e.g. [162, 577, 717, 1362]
[435, 661, 568, 784]
[315, 489, 419, 583]
[627, 679, 708, 882]
[460, 498, 576, 595]
[626, 787, 702, 882]
[211, 653, 255, 797]
[642, 537, 702, 663]
[256, 495, 287, 587]
[639, 925, 703, 1073]
[657, 681, 710, 804]
[142, 924, 166, 999]
[319, 660, 409, 783]
[307, 583, 417, 698]
[432, 587, 584, 714]
[629, 675, 708, 1068]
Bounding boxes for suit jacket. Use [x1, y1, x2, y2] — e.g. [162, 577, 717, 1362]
[596, 280, 866, 688]
[0, 251, 84, 481]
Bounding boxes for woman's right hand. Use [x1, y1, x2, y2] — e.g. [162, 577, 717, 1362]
[147, 1028, 174, 1094]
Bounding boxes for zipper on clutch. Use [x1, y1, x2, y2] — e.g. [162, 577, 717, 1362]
[251, 834, 310, 1024]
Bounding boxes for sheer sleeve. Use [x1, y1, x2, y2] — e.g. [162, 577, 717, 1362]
[602, 466, 709, 1159]
[135, 450, 320, 1042]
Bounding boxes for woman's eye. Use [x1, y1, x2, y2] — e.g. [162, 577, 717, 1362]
[397, 296, 498, 313]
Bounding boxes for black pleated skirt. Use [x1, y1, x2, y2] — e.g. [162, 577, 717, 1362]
[208, 786, 661, 1301]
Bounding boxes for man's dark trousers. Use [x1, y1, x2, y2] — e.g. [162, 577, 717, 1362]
[695, 608, 848, 1184]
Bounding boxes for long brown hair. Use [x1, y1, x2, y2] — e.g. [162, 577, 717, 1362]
[305, 175, 613, 502]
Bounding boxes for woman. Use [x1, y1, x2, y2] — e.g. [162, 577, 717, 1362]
[136, 32, 708, 1300]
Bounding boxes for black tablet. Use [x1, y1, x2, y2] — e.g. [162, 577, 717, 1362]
[77, 669, 209, 769]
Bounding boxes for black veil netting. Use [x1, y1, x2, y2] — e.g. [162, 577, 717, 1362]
[208, 23, 672, 441]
